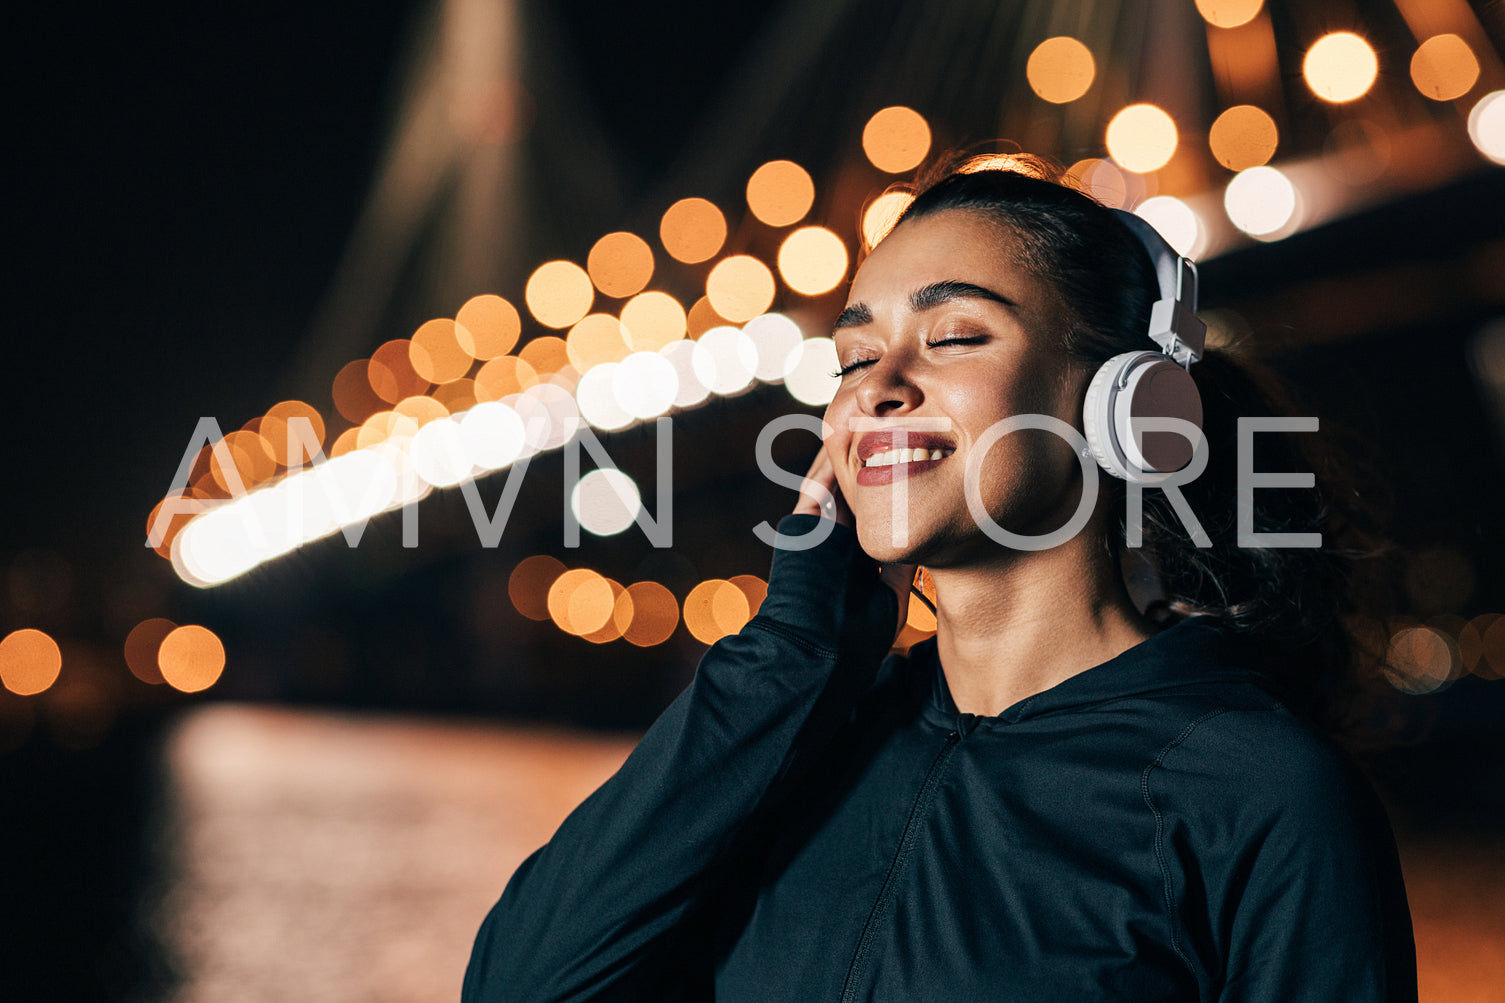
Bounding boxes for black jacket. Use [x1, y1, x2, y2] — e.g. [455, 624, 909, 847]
[464, 515, 1417, 1001]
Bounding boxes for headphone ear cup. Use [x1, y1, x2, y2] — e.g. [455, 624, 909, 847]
[1083, 352, 1145, 481]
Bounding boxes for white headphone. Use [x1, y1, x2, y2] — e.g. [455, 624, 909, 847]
[1081, 210, 1208, 483]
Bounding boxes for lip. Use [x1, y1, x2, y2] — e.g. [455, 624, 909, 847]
[854, 430, 955, 486]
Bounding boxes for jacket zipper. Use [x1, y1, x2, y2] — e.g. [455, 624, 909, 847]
[839, 720, 971, 1002]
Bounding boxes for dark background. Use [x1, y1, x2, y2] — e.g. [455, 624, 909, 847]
[3, 0, 1503, 998]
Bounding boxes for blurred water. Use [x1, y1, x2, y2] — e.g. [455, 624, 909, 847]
[156, 705, 636, 1003]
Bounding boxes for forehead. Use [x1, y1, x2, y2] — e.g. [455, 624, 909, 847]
[848, 208, 1037, 302]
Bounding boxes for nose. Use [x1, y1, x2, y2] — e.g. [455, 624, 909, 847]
[855, 353, 922, 417]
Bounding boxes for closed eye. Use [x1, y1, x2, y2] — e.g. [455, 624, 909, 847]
[925, 334, 988, 348]
[830, 357, 876, 378]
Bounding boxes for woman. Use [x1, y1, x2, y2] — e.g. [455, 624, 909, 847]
[463, 158, 1416, 1001]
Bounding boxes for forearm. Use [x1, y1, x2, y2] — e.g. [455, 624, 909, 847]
[462, 516, 896, 1001]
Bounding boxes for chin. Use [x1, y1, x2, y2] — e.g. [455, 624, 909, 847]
[853, 515, 946, 567]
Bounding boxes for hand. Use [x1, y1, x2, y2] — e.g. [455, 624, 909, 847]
[792, 447, 917, 646]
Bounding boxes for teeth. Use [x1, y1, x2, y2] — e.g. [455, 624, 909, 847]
[864, 447, 949, 467]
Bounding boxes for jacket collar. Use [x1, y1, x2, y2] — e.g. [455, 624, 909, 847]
[913, 616, 1272, 730]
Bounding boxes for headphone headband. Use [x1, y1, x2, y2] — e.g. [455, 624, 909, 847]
[1110, 209, 1206, 369]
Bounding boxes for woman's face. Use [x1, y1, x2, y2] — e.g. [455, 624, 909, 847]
[823, 208, 1092, 566]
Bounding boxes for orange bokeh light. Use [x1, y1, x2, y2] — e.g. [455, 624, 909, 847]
[409, 318, 475, 384]
[581, 578, 628, 644]
[209, 430, 276, 493]
[621, 581, 679, 646]
[432, 377, 478, 413]
[356, 410, 420, 449]
[474, 356, 540, 401]
[124, 618, 175, 685]
[456, 294, 522, 360]
[777, 226, 848, 296]
[525, 260, 594, 329]
[147, 490, 206, 559]
[1193, 0, 1263, 29]
[862, 106, 932, 174]
[394, 394, 449, 427]
[1, 628, 63, 696]
[1410, 34, 1479, 102]
[158, 624, 226, 693]
[1105, 104, 1178, 173]
[510, 555, 567, 621]
[620, 291, 687, 351]
[684, 579, 752, 644]
[728, 575, 768, 618]
[587, 232, 655, 299]
[369, 339, 432, 404]
[261, 400, 326, 466]
[1026, 37, 1096, 104]
[659, 198, 727, 264]
[548, 569, 614, 636]
[861, 190, 914, 250]
[1208, 104, 1279, 171]
[686, 296, 729, 338]
[706, 256, 776, 323]
[518, 336, 571, 377]
[746, 160, 815, 227]
[566, 314, 632, 372]
[332, 357, 387, 424]
[329, 427, 362, 457]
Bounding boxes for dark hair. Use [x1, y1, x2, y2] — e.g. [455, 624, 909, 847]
[886, 153, 1393, 737]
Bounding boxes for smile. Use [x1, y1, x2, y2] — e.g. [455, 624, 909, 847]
[854, 429, 956, 486]
[864, 447, 949, 467]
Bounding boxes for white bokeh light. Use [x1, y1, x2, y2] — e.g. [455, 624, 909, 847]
[460, 401, 528, 471]
[1469, 90, 1505, 165]
[691, 325, 758, 395]
[1224, 166, 1298, 237]
[576, 362, 634, 430]
[660, 340, 710, 408]
[612, 351, 680, 418]
[410, 418, 473, 487]
[743, 313, 804, 382]
[1134, 196, 1203, 259]
[570, 468, 642, 536]
[784, 336, 841, 406]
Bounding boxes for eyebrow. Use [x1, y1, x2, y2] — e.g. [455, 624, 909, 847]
[833, 280, 1017, 331]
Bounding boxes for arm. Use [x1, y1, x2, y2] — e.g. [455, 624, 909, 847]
[462, 514, 900, 1002]
[1155, 708, 1417, 1002]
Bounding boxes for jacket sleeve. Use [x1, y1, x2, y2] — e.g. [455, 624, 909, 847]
[462, 514, 899, 1002]
[1154, 707, 1418, 1003]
